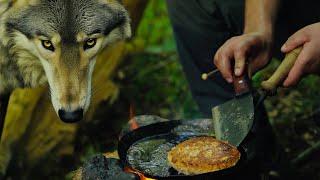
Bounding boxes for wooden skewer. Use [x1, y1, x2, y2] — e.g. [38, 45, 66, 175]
[201, 69, 219, 80]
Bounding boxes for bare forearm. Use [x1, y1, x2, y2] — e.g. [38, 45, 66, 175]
[244, 0, 280, 35]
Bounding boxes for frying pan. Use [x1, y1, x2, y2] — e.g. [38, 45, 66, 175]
[118, 119, 257, 179]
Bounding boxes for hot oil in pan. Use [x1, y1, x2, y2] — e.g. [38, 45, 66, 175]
[126, 119, 213, 177]
[127, 132, 199, 177]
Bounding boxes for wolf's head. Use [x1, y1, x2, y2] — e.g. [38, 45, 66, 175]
[1, 0, 131, 123]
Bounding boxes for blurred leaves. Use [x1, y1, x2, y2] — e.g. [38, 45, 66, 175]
[136, 1, 176, 53]
[253, 59, 320, 125]
[253, 57, 320, 171]
[118, 0, 200, 119]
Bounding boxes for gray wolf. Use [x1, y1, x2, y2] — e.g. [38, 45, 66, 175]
[0, 0, 131, 123]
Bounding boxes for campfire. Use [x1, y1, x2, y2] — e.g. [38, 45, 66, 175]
[124, 105, 156, 180]
[119, 107, 249, 179]
[128, 104, 139, 130]
[79, 106, 255, 179]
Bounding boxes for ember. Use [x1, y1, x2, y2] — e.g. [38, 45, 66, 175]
[124, 167, 156, 180]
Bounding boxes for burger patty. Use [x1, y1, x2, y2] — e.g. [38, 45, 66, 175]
[167, 136, 240, 175]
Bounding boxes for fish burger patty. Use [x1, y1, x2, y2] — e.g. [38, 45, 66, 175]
[167, 136, 240, 175]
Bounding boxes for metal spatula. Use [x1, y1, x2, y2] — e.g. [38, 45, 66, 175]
[212, 72, 253, 146]
[212, 47, 302, 147]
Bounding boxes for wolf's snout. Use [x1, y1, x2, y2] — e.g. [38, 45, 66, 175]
[58, 108, 84, 123]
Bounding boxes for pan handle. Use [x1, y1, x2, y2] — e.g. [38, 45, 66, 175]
[261, 47, 302, 92]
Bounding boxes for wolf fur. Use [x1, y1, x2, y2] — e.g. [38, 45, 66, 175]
[0, 0, 131, 118]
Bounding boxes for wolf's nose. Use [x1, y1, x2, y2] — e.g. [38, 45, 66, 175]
[58, 109, 83, 123]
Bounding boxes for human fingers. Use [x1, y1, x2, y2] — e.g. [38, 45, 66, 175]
[214, 44, 234, 83]
[234, 43, 249, 76]
[281, 29, 309, 53]
[283, 46, 311, 87]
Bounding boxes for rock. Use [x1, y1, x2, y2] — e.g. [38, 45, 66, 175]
[80, 154, 136, 180]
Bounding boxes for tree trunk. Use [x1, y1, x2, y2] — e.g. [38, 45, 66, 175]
[0, 0, 149, 177]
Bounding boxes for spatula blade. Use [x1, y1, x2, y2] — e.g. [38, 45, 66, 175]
[212, 94, 254, 146]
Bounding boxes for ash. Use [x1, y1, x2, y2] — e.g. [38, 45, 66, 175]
[82, 154, 136, 180]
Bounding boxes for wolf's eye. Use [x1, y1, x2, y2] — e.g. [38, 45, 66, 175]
[84, 38, 97, 50]
[41, 40, 55, 51]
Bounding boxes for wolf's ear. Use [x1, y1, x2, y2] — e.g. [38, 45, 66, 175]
[120, 10, 132, 39]
[103, 1, 132, 39]
[116, 3, 132, 39]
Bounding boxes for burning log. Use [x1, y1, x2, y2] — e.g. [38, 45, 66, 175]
[72, 154, 157, 180]
[75, 116, 169, 180]
[73, 155, 137, 180]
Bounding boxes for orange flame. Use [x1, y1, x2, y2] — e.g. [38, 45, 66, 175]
[129, 104, 139, 130]
[124, 167, 156, 180]
[126, 105, 156, 180]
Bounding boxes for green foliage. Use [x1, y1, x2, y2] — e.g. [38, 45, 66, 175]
[137, 1, 176, 53]
[121, 0, 200, 119]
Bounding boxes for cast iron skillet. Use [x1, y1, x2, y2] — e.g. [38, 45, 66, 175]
[118, 119, 250, 180]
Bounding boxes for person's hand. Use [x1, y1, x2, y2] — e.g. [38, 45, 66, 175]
[281, 23, 320, 87]
[214, 32, 273, 83]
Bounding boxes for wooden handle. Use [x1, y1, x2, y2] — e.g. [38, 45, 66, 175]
[233, 73, 250, 96]
[261, 47, 302, 91]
